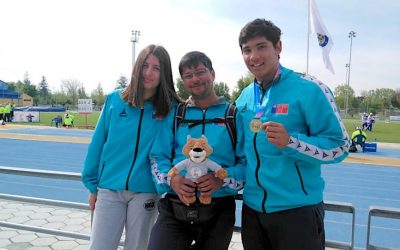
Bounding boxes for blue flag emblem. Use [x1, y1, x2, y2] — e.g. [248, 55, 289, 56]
[317, 33, 329, 47]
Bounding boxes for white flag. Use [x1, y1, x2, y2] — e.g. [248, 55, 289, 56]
[309, 0, 335, 74]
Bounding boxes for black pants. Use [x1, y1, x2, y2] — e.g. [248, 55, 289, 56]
[147, 195, 236, 250]
[242, 202, 325, 250]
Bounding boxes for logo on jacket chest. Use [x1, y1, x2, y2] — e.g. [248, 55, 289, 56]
[271, 104, 289, 115]
[152, 112, 163, 120]
[119, 108, 127, 117]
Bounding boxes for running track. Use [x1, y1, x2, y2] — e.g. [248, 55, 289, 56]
[0, 125, 399, 249]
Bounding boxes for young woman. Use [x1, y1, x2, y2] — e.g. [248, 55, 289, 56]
[81, 44, 180, 250]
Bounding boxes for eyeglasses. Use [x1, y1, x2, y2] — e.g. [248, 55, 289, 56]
[181, 68, 209, 80]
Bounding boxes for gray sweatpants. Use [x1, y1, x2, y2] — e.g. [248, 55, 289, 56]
[90, 188, 160, 250]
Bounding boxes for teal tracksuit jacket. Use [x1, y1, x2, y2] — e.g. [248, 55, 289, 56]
[235, 66, 349, 213]
[149, 97, 246, 198]
[81, 89, 166, 194]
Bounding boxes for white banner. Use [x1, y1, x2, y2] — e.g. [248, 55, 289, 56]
[13, 111, 40, 122]
[389, 116, 400, 122]
[78, 99, 93, 113]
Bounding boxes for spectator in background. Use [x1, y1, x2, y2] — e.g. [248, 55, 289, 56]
[350, 127, 367, 152]
[10, 103, 15, 121]
[52, 115, 63, 128]
[0, 104, 4, 123]
[367, 113, 375, 131]
[361, 112, 368, 130]
[63, 113, 74, 128]
[4, 103, 11, 122]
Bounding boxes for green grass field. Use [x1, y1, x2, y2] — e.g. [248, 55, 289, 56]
[343, 119, 400, 143]
[39, 111, 100, 129]
[11, 112, 400, 143]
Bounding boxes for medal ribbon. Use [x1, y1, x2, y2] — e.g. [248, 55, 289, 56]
[254, 86, 270, 118]
[253, 66, 281, 119]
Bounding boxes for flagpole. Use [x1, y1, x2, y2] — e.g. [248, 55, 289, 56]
[306, 0, 310, 74]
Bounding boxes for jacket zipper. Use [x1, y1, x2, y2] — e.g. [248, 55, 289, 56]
[201, 108, 207, 134]
[253, 133, 268, 213]
[99, 162, 106, 181]
[125, 108, 144, 190]
[295, 162, 308, 195]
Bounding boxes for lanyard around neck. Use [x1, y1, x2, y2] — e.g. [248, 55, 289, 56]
[253, 66, 281, 118]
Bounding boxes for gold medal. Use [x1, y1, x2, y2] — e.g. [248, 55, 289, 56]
[250, 119, 262, 133]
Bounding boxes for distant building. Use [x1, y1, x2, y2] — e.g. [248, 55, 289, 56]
[0, 80, 33, 106]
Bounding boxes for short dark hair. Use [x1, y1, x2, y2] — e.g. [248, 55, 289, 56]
[239, 18, 282, 49]
[178, 51, 213, 76]
[121, 44, 179, 117]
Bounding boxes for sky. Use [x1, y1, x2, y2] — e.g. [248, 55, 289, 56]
[1, 0, 399, 96]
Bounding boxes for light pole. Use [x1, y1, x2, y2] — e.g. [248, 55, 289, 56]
[131, 30, 141, 66]
[345, 31, 356, 117]
[344, 63, 350, 117]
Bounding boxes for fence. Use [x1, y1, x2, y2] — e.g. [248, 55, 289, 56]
[366, 206, 400, 250]
[1, 166, 400, 249]
[233, 194, 355, 250]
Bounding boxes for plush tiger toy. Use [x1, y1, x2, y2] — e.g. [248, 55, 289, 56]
[168, 135, 227, 204]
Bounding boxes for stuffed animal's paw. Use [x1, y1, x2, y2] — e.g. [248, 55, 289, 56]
[168, 167, 179, 177]
[182, 195, 196, 205]
[215, 168, 227, 180]
[199, 194, 212, 204]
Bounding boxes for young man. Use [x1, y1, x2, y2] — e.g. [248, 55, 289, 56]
[148, 51, 246, 250]
[235, 18, 350, 250]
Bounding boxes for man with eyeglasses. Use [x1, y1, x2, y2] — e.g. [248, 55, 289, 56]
[148, 51, 246, 250]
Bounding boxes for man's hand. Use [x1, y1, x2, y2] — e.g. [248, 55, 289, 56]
[88, 193, 97, 211]
[196, 173, 224, 196]
[170, 175, 196, 205]
[261, 121, 289, 149]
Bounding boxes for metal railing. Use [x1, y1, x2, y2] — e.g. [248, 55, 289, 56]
[366, 206, 400, 250]
[0, 193, 91, 241]
[324, 201, 355, 250]
[233, 194, 355, 250]
[0, 165, 90, 242]
[2, 165, 399, 250]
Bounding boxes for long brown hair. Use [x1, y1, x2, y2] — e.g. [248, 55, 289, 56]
[121, 44, 180, 117]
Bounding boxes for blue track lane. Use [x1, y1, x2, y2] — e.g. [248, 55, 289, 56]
[0, 127, 399, 249]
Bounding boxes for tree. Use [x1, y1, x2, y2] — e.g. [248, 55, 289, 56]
[231, 72, 253, 101]
[38, 76, 50, 104]
[7, 81, 24, 93]
[91, 83, 105, 107]
[176, 78, 189, 100]
[359, 88, 397, 114]
[61, 79, 81, 105]
[22, 72, 38, 104]
[334, 84, 355, 113]
[51, 90, 69, 106]
[175, 78, 231, 101]
[375, 88, 396, 110]
[115, 75, 128, 89]
[78, 86, 88, 99]
[214, 82, 231, 102]
[392, 89, 400, 109]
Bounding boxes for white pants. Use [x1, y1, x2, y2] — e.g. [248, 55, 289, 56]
[90, 188, 159, 250]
